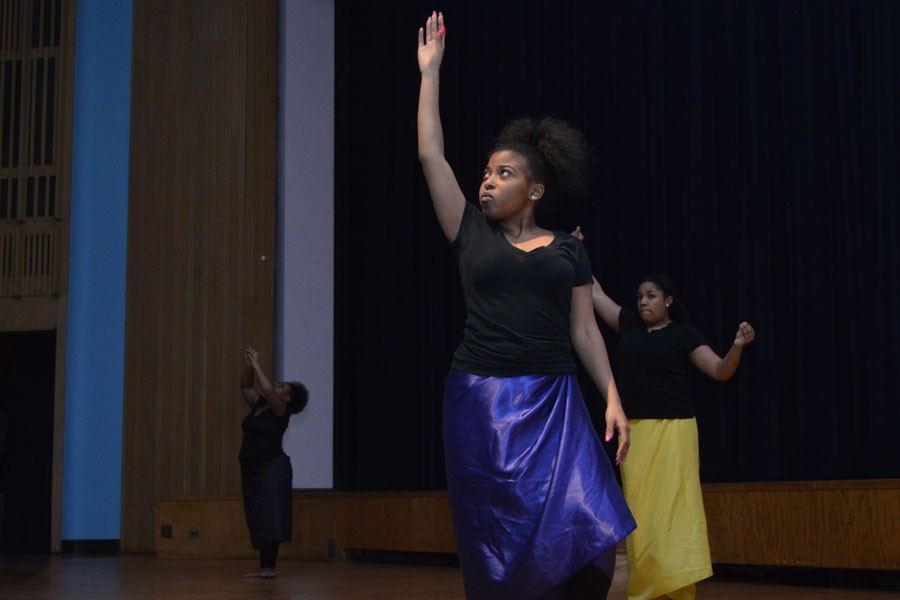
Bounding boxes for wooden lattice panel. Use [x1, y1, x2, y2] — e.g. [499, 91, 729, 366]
[0, 0, 64, 299]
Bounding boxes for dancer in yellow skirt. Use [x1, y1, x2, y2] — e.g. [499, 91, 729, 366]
[585, 270, 755, 600]
[623, 418, 710, 599]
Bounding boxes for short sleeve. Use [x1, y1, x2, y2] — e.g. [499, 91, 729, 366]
[678, 323, 709, 352]
[571, 237, 593, 287]
[450, 201, 481, 252]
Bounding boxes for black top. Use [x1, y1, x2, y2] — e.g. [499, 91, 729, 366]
[238, 398, 289, 464]
[450, 202, 593, 376]
[615, 308, 708, 418]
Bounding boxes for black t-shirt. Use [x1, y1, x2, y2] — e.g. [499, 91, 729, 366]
[238, 398, 289, 464]
[615, 308, 708, 418]
[450, 202, 592, 376]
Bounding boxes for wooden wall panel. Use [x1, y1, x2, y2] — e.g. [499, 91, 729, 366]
[157, 483, 900, 571]
[156, 492, 456, 560]
[341, 492, 457, 555]
[123, 0, 278, 553]
[704, 480, 900, 570]
[154, 496, 251, 558]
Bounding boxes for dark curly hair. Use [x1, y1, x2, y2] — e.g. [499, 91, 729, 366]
[488, 117, 592, 215]
[640, 274, 691, 323]
[287, 381, 309, 415]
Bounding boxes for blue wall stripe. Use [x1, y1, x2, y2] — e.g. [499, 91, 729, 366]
[62, 0, 133, 540]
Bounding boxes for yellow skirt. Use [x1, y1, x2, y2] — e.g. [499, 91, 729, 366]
[621, 418, 712, 600]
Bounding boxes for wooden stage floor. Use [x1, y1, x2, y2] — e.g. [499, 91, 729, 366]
[2, 546, 898, 599]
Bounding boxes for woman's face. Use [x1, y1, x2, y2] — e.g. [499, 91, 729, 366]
[273, 382, 293, 403]
[636, 281, 673, 327]
[478, 150, 538, 221]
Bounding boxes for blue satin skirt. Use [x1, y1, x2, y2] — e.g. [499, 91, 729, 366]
[444, 369, 636, 600]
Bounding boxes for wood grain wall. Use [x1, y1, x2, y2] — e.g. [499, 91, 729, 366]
[156, 491, 457, 560]
[704, 479, 900, 570]
[122, 0, 278, 553]
[156, 483, 900, 570]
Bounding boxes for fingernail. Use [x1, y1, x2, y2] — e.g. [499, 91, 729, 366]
[605, 434, 612, 442]
[438, 26, 446, 36]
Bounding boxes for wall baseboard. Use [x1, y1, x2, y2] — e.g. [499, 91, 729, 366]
[155, 480, 900, 570]
[704, 479, 900, 570]
[155, 490, 454, 560]
[60, 539, 121, 554]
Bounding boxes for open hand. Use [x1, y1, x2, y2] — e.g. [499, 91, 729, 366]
[417, 12, 446, 74]
[604, 403, 630, 465]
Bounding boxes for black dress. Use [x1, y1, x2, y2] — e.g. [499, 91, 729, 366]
[239, 398, 293, 548]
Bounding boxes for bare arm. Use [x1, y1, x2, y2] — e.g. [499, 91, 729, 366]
[689, 322, 756, 381]
[568, 229, 622, 332]
[417, 12, 465, 241]
[570, 284, 630, 464]
[240, 350, 261, 409]
[591, 276, 622, 332]
[242, 347, 288, 416]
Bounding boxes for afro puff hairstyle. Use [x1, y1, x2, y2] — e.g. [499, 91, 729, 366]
[488, 117, 593, 213]
[287, 381, 309, 415]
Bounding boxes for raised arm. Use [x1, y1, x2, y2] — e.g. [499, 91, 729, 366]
[240, 348, 261, 408]
[242, 347, 288, 416]
[591, 276, 623, 332]
[417, 12, 465, 241]
[689, 322, 756, 381]
[569, 229, 623, 332]
[570, 284, 630, 464]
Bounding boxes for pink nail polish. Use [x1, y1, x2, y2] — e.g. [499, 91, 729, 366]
[605, 434, 612, 442]
[438, 26, 446, 36]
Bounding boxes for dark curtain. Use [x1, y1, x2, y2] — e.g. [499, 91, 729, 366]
[333, 0, 899, 490]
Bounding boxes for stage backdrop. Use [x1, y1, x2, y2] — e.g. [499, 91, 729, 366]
[333, 0, 899, 490]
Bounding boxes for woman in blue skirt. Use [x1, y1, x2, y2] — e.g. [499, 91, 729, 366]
[417, 13, 636, 599]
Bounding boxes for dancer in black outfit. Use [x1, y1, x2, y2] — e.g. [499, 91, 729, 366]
[239, 346, 309, 578]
